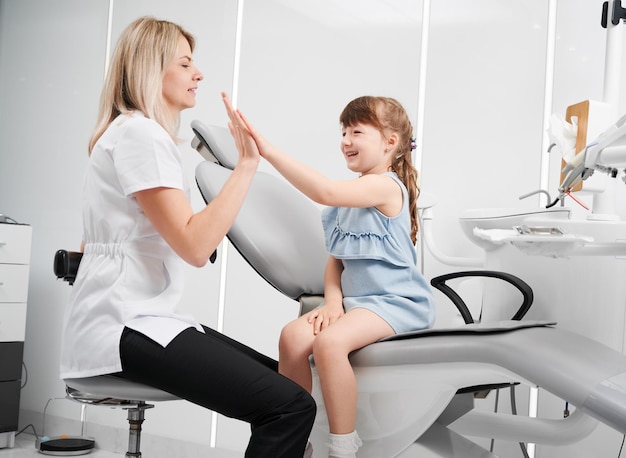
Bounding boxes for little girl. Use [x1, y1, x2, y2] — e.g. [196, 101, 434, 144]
[223, 93, 435, 458]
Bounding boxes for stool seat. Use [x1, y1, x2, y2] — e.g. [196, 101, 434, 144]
[64, 376, 179, 403]
[63, 376, 179, 457]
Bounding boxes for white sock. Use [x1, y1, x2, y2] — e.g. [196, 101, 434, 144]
[303, 440, 313, 458]
[327, 431, 362, 458]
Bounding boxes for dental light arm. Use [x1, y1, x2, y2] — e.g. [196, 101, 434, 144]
[558, 113, 626, 198]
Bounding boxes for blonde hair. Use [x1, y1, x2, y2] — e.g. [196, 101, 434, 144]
[88, 16, 195, 154]
[339, 96, 420, 244]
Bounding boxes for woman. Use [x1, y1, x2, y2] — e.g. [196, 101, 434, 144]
[59, 16, 316, 458]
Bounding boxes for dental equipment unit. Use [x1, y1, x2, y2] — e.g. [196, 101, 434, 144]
[558, 112, 626, 203]
[191, 121, 626, 458]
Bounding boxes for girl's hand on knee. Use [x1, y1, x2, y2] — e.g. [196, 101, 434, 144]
[307, 304, 344, 335]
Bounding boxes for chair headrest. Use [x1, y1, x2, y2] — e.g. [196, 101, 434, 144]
[191, 120, 238, 170]
[195, 161, 326, 300]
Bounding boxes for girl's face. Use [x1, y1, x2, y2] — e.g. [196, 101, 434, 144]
[162, 35, 203, 117]
[341, 122, 393, 175]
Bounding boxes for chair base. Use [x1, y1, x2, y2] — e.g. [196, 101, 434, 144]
[123, 403, 153, 458]
[37, 435, 95, 456]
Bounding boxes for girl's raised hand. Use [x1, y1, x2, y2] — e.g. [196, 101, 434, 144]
[221, 95, 277, 161]
[221, 92, 260, 165]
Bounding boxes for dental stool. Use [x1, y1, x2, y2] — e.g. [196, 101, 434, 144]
[53, 249, 180, 458]
[191, 121, 626, 457]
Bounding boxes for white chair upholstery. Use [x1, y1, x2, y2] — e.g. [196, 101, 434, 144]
[64, 375, 179, 403]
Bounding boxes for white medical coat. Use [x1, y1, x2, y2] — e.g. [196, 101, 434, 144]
[60, 112, 203, 379]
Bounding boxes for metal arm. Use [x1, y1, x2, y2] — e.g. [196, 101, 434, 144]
[558, 113, 626, 198]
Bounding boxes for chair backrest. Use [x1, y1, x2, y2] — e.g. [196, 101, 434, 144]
[195, 160, 327, 301]
[191, 120, 239, 169]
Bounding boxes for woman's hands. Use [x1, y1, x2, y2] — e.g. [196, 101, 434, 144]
[305, 303, 345, 335]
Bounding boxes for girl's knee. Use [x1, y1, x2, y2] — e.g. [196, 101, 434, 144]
[280, 320, 313, 355]
[279, 320, 297, 343]
[279, 323, 299, 353]
[312, 331, 346, 359]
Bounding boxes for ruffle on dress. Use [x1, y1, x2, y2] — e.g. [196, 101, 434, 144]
[323, 208, 412, 267]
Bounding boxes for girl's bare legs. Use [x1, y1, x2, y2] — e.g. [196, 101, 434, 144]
[313, 308, 394, 434]
[280, 308, 394, 457]
[279, 313, 317, 392]
[279, 314, 319, 457]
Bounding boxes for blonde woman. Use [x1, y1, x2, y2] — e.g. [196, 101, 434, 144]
[60, 17, 315, 457]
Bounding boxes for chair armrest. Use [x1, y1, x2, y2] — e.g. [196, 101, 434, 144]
[430, 270, 534, 324]
[53, 249, 83, 285]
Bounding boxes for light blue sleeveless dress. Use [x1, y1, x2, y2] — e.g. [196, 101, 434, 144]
[321, 172, 435, 334]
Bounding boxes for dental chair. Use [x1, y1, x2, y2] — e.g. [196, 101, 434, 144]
[191, 120, 626, 458]
[53, 250, 180, 458]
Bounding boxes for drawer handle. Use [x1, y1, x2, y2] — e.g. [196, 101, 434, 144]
[0, 242, 6, 246]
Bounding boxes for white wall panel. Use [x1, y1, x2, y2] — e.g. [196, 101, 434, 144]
[420, 1, 549, 276]
[0, 0, 109, 424]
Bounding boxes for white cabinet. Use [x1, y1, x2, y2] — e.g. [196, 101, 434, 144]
[0, 223, 31, 449]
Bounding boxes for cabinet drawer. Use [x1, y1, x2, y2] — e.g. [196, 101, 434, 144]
[0, 380, 21, 433]
[0, 265, 29, 303]
[0, 342, 23, 380]
[0, 224, 31, 265]
[0, 304, 26, 342]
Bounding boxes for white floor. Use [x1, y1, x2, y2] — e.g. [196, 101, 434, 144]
[0, 434, 122, 457]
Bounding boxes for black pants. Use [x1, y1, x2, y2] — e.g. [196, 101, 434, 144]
[116, 326, 316, 457]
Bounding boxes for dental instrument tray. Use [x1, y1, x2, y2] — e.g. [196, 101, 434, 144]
[514, 225, 566, 236]
[472, 226, 595, 257]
